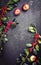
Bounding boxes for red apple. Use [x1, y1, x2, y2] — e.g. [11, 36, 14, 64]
[22, 4, 29, 11]
[14, 8, 21, 16]
[30, 55, 37, 62]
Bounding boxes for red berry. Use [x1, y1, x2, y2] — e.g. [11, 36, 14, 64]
[9, 21, 13, 25]
[34, 33, 39, 39]
[3, 21, 13, 34]
[29, 48, 32, 52]
[0, 21, 2, 26]
[1, 6, 7, 13]
[32, 42, 37, 48]
[30, 55, 37, 62]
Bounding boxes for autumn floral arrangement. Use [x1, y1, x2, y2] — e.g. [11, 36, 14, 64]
[17, 24, 41, 65]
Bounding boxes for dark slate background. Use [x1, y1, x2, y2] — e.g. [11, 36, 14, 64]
[0, 0, 41, 65]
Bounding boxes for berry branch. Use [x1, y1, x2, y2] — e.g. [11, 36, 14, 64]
[0, 0, 19, 54]
[17, 24, 41, 65]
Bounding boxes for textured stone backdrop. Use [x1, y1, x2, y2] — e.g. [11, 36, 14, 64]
[0, 0, 41, 65]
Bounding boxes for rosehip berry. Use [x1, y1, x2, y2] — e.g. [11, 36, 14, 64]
[30, 55, 37, 62]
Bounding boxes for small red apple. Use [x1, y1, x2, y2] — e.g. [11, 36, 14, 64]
[14, 8, 21, 16]
[22, 4, 29, 11]
[30, 55, 37, 62]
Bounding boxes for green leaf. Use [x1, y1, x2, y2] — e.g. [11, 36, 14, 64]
[21, 57, 25, 61]
[1, 17, 7, 21]
[2, 37, 8, 43]
[0, 27, 3, 31]
[38, 40, 41, 44]
[7, 6, 13, 11]
[28, 26, 36, 33]
[29, 29, 35, 33]
[4, 38, 8, 42]
[0, 31, 2, 35]
[13, 0, 19, 3]
[8, 0, 14, 5]
[26, 43, 32, 47]
[29, 26, 33, 30]
[8, 0, 19, 5]
[33, 49, 37, 55]
[39, 35, 41, 39]
[24, 49, 29, 56]
[35, 45, 39, 51]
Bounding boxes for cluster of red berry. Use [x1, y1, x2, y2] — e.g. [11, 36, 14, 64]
[17, 24, 41, 65]
[0, 6, 7, 18]
[3, 21, 13, 34]
[29, 33, 39, 52]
